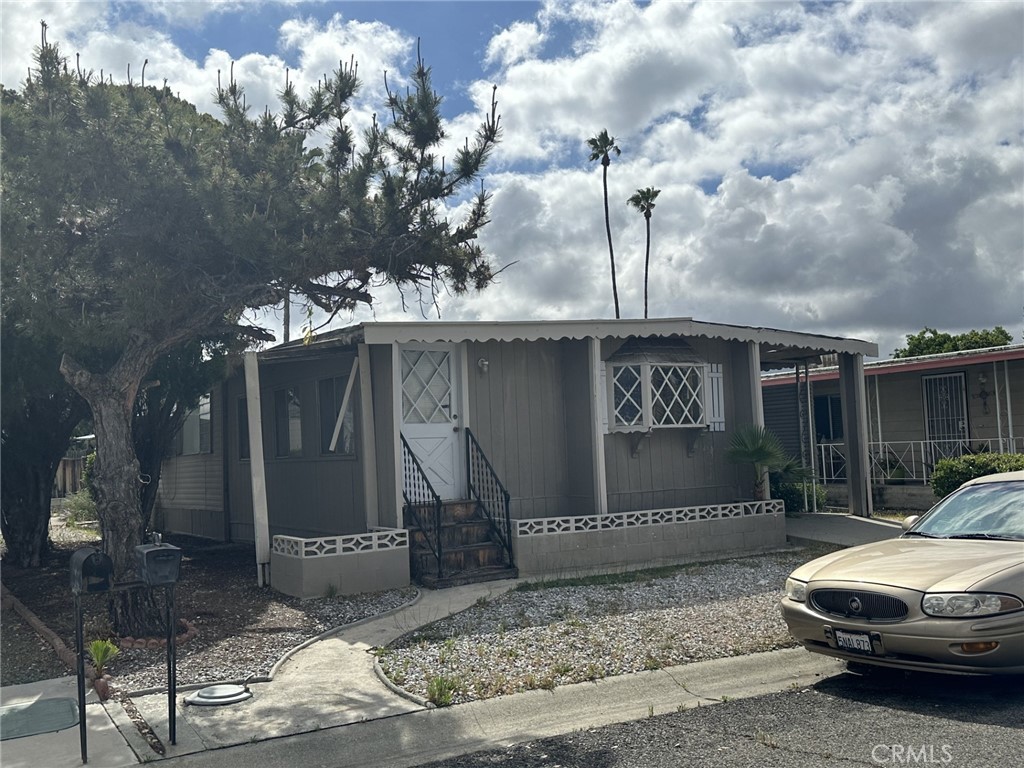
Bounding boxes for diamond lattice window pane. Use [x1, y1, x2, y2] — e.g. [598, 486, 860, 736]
[613, 365, 643, 426]
[401, 350, 452, 424]
[651, 365, 703, 425]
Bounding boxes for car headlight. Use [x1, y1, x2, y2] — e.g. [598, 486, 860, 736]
[921, 593, 1024, 617]
[785, 578, 807, 602]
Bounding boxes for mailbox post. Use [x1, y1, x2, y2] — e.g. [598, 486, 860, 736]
[69, 547, 114, 764]
[135, 537, 183, 744]
[68, 538, 182, 764]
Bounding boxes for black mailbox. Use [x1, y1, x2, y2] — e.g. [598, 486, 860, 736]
[135, 543, 182, 586]
[69, 547, 114, 594]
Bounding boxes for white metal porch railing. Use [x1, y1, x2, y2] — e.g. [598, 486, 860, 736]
[818, 438, 1024, 485]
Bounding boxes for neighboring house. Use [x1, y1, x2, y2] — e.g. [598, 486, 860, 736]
[155, 318, 877, 598]
[763, 344, 1024, 509]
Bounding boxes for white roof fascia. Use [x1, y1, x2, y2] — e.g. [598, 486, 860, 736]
[360, 318, 878, 358]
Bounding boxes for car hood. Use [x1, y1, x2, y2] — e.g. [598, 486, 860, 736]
[790, 539, 1023, 593]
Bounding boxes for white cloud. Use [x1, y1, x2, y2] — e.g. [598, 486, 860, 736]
[445, 0, 1024, 357]
[484, 20, 544, 69]
[4, 0, 1021, 359]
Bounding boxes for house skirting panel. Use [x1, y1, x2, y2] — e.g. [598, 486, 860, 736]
[270, 528, 410, 599]
[162, 508, 226, 541]
[512, 501, 786, 577]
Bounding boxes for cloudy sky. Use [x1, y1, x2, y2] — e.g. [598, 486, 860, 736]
[3, 1, 1022, 359]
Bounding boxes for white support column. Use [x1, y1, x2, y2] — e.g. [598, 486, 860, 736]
[589, 337, 608, 517]
[747, 342, 768, 499]
[358, 344, 379, 529]
[392, 344, 404, 523]
[747, 341, 764, 427]
[243, 352, 271, 587]
[1002, 360, 1015, 449]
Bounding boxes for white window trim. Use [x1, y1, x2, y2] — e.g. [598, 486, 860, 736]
[607, 362, 709, 433]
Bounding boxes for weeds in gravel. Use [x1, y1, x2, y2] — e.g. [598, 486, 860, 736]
[756, 730, 779, 749]
[426, 675, 460, 707]
[438, 638, 457, 664]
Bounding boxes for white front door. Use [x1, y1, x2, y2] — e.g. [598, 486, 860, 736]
[401, 345, 462, 499]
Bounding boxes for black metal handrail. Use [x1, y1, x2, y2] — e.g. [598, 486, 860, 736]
[465, 428, 515, 569]
[400, 434, 444, 580]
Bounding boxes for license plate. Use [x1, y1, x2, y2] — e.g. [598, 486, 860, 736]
[835, 629, 873, 654]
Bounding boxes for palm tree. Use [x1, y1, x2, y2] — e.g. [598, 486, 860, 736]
[627, 187, 661, 319]
[587, 129, 622, 318]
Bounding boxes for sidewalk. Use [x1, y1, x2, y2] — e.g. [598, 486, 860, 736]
[1, 514, 892, 766]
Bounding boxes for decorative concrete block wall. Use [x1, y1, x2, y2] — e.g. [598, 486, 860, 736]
[512, 501, 785, 577]
[270, 528, 410, 599]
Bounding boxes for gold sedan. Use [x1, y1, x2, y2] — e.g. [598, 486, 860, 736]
[780, 471, 1024, 675]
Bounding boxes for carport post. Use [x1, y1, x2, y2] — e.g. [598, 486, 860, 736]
[839, 352, 873, 518]
[243, 352, 271, 586]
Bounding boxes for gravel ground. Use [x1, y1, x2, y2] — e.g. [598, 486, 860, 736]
[3, 513, 837, 707]
[0, 517, 416, 694]
[378, 546, 837, 705]
[113, 586, 416, 693]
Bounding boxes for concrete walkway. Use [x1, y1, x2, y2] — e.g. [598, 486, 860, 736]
[0, 513, 898, 766]
[785, 512, 902, 547]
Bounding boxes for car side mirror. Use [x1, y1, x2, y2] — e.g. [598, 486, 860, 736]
[901, 515, 920, 531]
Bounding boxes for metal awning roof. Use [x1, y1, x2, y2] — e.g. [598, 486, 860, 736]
[605, 337, 706, 365]
[258, 317, 878, 365]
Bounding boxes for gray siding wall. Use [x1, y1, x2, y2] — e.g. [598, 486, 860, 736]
[561, 339, 596, 515]
[604, 337, 749, 512]
[466, 339, 574, 519]
[157, 385, 227, 540]
[227, 353, 366, 542]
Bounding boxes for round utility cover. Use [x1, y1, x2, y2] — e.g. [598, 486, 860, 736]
[185, 684, 252, 706]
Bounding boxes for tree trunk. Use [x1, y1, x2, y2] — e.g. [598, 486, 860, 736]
[643, 215, 651, 319]
[0, 466, 56, 568]
[61, 351, 166, 637]
[602, 162, 620, 319]
[0, 393, 86, 568]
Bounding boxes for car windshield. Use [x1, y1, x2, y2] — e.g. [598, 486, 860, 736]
[909, 480, 1024, 540]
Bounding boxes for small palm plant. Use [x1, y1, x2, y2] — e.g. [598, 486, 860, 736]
[725, 425, 787, 499]
[87, 639, 120, 700]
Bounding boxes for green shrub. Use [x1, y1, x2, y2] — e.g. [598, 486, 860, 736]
[930, 454, 1024, 499]
[63, 489, 98, 525]
[770, 478, 827, 513]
